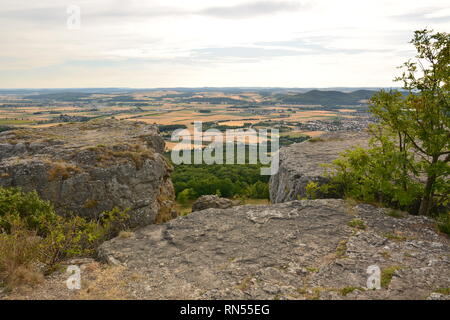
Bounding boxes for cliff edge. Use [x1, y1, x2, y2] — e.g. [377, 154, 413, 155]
[0, 119, 176, 227]
[270, 131, 369, 203]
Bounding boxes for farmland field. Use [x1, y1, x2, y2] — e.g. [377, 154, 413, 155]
[0, 88, 375, 149]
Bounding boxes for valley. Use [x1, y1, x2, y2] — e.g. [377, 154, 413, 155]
[0, 88, 377, 150]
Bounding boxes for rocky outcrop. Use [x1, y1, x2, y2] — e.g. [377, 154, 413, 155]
[98, 199, 449, 300]
[270, 131, 369, 203]
[191, 195, 240, 212]
[0, 119, 176, 227]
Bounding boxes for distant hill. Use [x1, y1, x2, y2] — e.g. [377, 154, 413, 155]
[276, 89, 377, 107]
[23, 92, 95, 101]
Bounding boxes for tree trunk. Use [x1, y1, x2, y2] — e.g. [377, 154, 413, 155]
[418, 156, 439, 216]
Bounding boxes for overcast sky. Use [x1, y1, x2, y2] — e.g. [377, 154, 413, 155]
[1, 0, 449, 88]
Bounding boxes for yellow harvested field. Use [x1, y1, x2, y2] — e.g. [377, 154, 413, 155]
[165, 128, 271, 151]
[301, 131, 326, 137]
[24, 123, 61, 128]
[219, 120, 262, 127]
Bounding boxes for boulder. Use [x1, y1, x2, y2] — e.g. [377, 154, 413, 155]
[269, 131, 369, 203]
[0, 119, 176, 227]
[191, 195, 239, 212]
[98, 199, 450, 299]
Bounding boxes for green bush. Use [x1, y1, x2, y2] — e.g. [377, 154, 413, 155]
[305, 181, 319, 199]
[245, 181, 270, 199]
[437, 213, 450, 236]
[0, 187, 129, 287]
[0, 187, 57, 234]
[176, 188, 197, 204]
[323, 145, 423, 214]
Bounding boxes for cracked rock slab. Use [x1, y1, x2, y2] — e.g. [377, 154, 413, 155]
[98, 199, 449, 300]
[269, 131, 369, 203]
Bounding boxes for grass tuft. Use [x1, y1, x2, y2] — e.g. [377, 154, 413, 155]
[340, 286, 364, 296]
[381, 266, 402, 288]
[347, 218, 366, 230]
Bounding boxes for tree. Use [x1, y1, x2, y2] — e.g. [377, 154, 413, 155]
[176, 188, 197, 204]
[379, 29, 449, 215]
[326, 29, 449, 216]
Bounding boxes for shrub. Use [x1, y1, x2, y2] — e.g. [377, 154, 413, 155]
[177, 188, 197, 204]
[323, 145, 423, 214]
[305, 181, 319, 199]
[0, 187, 56, 234]
[40, 207, 130, 269]
[245, 181, 270, 199]
[0, 187, 129, 288]
[437, 213, 450, 236]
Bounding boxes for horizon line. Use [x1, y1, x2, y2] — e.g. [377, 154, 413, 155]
[0, 86, 402, 90]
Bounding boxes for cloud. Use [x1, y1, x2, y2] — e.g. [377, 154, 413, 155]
[198, 1, 306, 19]
[193, 37, 389, 60]
[391, 7, 450, 23]
[0, 5, 185, 24]
[0, 0, 449, 88]
[193, 46, 301, 59]
[0, 1, 308, 24]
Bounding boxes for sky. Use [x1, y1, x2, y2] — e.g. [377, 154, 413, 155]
[0, 0, 449, 88]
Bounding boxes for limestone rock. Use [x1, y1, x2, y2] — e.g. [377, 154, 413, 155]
[269, 131, 369, 203]
[0, 119, 176, 227]
[98, 199, 450, 300]
[191, 195, 240, 212]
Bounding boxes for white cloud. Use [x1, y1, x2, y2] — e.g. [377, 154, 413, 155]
[0, 0, 449, 88]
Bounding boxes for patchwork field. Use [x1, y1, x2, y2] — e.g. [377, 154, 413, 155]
[0, 88, 374, 149]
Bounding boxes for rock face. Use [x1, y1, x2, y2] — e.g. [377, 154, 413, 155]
[98, 199, 449, 300]
[270, 131, 369, 203]
[191, 195, 240, 212]
[0, 119, 176, 227]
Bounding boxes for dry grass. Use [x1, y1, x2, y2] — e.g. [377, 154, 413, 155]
[174, 200, 194, 216]
[236, 277, 252, 291]
[47, 162, 81, 181]
[335, 240, 348, 258]
[75, 263, 130, 300]
[154, 183, 176, 224]
[308, 137, 325, 143]
[300, 130, 326, 137]
[92, 143, 154, 169]
[83, 199, 98, 209]
[0, 219, 44, 290]
[118, 231, 134, 239]
[2, 261, 134, 300]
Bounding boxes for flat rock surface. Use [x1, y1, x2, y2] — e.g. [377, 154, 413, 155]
[270, 131, 369, 203]
[98, 199, 450, 300]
